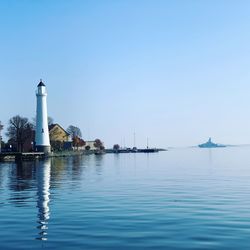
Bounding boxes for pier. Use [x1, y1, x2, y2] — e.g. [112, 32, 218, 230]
[0, 152, 45, 162]
[0, 150, 98, 162]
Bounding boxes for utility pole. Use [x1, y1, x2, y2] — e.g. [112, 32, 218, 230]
[0, 121, 3, 153]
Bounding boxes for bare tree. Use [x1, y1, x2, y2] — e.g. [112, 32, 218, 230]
[94, 139, 104, 150]
[48, 116, 54, 126]
[6, 115, 34, 152]
[113, 144, 120, 151]
[67, 125, 82, 138]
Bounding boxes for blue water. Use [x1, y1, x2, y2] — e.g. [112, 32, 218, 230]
[1, 147, 250, 249]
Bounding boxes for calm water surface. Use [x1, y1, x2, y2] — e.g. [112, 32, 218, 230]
[1, 147, 250, 249]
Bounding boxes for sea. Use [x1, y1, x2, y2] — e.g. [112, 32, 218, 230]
[1, 147, 250, 249]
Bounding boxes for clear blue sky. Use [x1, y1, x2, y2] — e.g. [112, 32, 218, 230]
[1, 0, 250, 148]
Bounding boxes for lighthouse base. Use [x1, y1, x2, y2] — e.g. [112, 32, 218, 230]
[36, 145, 51, 154]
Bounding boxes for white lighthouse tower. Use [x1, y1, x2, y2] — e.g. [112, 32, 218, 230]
[35, 80, 51, 153]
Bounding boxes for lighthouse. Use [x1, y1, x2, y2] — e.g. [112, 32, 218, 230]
[35, 80, 51, 153]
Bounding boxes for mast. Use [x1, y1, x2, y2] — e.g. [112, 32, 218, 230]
[133, 132, 136, 148]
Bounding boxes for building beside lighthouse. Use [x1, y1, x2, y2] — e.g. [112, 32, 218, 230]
[35, 80, 51, 153]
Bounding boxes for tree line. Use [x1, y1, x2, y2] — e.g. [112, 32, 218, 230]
[0, 115, 104, 153]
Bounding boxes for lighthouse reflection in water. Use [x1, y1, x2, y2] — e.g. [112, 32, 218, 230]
[36, 159, 51, 241]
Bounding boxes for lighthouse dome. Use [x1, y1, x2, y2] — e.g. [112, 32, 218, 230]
[38, 79, 45, 87]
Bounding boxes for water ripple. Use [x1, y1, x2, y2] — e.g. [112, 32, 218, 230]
[1, 149, 250, 249]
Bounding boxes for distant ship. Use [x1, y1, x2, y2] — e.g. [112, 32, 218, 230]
[198, 138, 226, 148]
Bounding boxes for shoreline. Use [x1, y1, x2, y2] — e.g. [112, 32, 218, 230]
[0, 148, 166, 162]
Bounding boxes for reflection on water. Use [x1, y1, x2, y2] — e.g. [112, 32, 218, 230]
[208, 148, 213, 165]
[8, 161, 35, 206]
[36, 159, 51, 241]
[2, 149, 250, 249]
[94, 155, 104, 175]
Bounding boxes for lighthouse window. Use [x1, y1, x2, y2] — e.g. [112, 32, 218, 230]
[42, 128, 44, 133]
